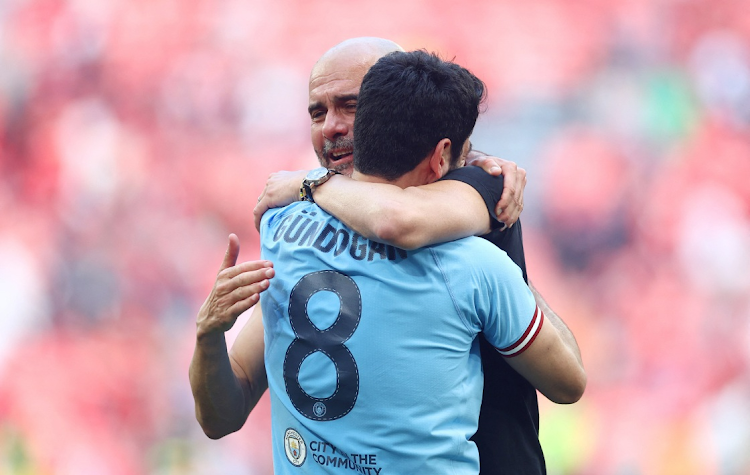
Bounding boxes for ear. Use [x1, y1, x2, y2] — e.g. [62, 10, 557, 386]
[427, 138, 453, 181]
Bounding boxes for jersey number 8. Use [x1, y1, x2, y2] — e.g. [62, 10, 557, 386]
[284, 270, 361, 421]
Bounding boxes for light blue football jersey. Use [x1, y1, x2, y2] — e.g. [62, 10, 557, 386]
[260, 201, 540, 475]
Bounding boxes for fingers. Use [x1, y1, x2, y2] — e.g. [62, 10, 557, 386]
[516, 166, 528, 209]
[495, 187, 515, 228]
[495, 161, 526, 228]
[466, 154, 527, 229]
[198, 264, 275, 334]
[254, 198, 269, 231]
[226, 274, 273, 316]
[495, 161, 517, 226]
[197, 235, 276, 337]
[228, 292, 262, 319]
[253, 181, 272, 231]
[220, 259, 274, 281]
[218, 263, 274, 296]
[220, 234, 241, 272]
[219, 266, 274, 312]
[228, 265, 275, 290]
[473, 156, 503, 176]
[495, 192, 523, 227]
[224, 280, 266, 318]
[510, 165, 527, 224]
[498, 160, 518, 185]
[495, 179, 522, 227]
[254, 170, 310, 231]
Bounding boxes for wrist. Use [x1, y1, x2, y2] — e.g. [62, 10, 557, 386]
[196, 320, 228, 345]
[300, 167, 341, 203]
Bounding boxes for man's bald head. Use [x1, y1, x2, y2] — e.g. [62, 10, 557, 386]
[312, 37, 405, 80]
[308, 37, 404, 176]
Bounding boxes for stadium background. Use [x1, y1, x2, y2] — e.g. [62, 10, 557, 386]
[1, 0, 749, 473]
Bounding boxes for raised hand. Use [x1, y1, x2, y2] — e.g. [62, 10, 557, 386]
[196, 233, 275, 338]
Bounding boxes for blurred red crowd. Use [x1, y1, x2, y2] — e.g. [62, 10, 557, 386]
[1, 0, 749, 473]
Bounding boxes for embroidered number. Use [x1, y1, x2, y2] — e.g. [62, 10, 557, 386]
[284, 271, 361, 421]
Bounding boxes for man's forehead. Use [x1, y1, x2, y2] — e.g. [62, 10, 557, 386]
[309, 71, 363, 93]
[308, 69, 367, 111]
[310, 58, 369, 90]
[308, 38, 399, 105]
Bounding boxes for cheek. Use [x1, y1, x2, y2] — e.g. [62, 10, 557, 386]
[343, 115, 355, 131]
[310, 127, 328, 164]
[311, 126, 324, 147]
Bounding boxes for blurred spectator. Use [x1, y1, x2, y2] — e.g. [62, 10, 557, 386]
[1, 0, 749, 473]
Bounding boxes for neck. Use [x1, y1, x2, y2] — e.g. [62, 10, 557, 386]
[351, 168, 425, 189]
[351, 154, 436, 188]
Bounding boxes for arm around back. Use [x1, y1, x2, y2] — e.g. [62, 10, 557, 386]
[314, 175, 492, 250]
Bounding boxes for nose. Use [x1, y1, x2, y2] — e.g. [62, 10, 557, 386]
[322, 110, 349, 140]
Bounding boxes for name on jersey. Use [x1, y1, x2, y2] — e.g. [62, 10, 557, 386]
[272, 209, 407, 262]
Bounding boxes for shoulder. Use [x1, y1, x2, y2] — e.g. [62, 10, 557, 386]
[430, 237, 516, 274]
[428, 238, 533, 341]
[440, 167, 504, 219]
[441, 166, 504, 190]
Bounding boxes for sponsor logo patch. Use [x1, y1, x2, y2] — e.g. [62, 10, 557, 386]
[284, 428, 307, 467]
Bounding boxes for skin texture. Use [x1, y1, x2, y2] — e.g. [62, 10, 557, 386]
[308, 38, 405, 176]
[252, 157, 515, 249]
[252, 153, 527, 232]
[190, 38, 584, 442]
[189, 234, 272, 438]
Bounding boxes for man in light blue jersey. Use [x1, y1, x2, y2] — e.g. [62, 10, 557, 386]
[258, 50, 586, 474]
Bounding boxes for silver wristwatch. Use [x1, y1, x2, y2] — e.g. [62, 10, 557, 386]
[299, 167, 340, 203]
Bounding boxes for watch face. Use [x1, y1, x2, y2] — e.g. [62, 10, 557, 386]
[306, 167, 329, 181]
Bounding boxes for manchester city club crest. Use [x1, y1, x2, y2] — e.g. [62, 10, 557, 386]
[284, 428, 307, 467]
[313, 402, 327, 417]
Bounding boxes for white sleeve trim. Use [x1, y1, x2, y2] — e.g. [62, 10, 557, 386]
[497, 306, 544, 358]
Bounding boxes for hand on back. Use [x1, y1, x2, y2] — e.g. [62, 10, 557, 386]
[466, 154, 527, 228]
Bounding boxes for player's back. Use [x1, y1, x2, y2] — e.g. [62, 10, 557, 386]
[260, 202, 535, 475]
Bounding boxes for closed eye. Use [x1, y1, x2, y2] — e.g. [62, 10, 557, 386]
[310, 109, 326, 122]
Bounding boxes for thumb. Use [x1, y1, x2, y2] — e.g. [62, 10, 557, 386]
[220, 233, 240, 271]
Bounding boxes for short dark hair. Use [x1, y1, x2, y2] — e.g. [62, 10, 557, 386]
[353, 50, 486, 180]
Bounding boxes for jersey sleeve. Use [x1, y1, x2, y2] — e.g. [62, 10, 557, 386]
[441, 166, 505, 228]
[496, 305, 544, 357]
[451, 240, 541, 357]
[481, 265, 542, 358]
